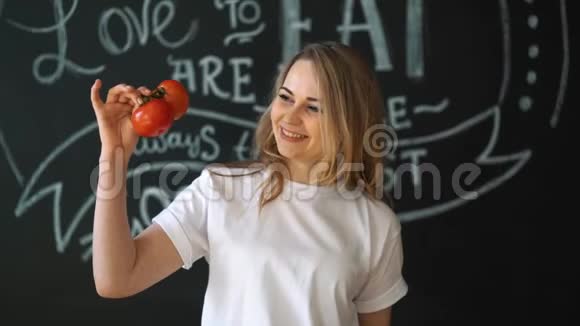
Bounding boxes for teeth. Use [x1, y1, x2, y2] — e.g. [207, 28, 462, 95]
[281, 127, 307, 139]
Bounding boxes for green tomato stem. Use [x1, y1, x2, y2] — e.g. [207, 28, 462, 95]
[138, 87, 167, 105]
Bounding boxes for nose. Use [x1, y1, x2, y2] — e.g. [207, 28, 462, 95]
[283, 103, 303, 125]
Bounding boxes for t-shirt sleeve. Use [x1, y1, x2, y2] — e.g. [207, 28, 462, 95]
[151, 168, 213, 270]
[353, 221, 408, 313]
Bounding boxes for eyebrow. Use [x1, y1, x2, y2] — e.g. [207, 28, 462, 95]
[280, 86, 319, 102]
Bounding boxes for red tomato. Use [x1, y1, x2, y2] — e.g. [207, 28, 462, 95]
[157, 80, 189, 120]
[131, 99, 173, 137]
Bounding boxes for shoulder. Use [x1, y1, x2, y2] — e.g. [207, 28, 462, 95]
[363, 195, 401, 239]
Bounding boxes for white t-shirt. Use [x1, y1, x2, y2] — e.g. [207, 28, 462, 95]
[152, 166, 408, 326]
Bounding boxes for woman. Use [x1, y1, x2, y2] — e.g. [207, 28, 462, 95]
[90, 41, 408, 326]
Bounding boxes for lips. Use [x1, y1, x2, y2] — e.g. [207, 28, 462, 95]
[280, 126, 308, 138]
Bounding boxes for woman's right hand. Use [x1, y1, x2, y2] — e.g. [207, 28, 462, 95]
[90, 79, 151, 160]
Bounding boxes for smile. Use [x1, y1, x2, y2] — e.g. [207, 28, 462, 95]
[280, 127, 308, 140]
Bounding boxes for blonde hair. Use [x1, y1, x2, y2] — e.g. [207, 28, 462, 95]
[208, 41, 393, 211]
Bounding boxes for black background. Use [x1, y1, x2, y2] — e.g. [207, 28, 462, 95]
[0, 1, 576, 325]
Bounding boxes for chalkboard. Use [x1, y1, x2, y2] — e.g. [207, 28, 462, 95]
[0, 1, 575, 325]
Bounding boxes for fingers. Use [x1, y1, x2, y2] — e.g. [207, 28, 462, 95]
[124, 86, 144, 109]
[105, 83, 127, 103]
[105, 83, 146, 108]
[135, 86, 152, 109]
[97, 82, 153, 112]
[90, 79, 104, 110]
[118, 96, 131, 104]
[137, 86, 151, 96]
[137, 86, 152, 94]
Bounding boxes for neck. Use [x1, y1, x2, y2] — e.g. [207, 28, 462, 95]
[285, 159, 329, 185]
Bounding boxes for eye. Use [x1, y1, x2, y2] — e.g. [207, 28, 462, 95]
[307, 105, 320, 113]
[278, 94, 292, 102]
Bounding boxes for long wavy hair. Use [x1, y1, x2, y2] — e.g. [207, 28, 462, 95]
[208, 41, 393, 211]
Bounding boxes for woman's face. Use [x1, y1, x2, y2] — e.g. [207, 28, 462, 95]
[271, 59, 323, 167]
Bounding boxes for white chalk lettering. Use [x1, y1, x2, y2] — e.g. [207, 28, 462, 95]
[281, 0, 311, 63]
[406, 0, 424, 79]
[233, 130, 252, 160]
[98, 0, 197, 55]
[399, 148, 428, 186]
[200, 125, 220, 161]
[215, 0, 266, 46]
[230, 57, 256, 103]
[388, 96, 412, 130]
[134, 127, 220, 161]
[200, 55, 231, 100]
[167, 54, 196, 92]
[337, 0, 392, 71]
[5, 0, 104, 84]
[167, 55, 256, 104]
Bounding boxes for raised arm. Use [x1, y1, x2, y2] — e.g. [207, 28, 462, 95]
[90, 80, 183, 298]
[358, 307, 392, 326]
